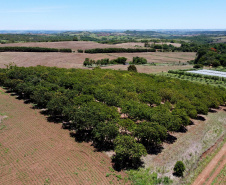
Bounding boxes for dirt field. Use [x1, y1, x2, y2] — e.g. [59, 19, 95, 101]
[0, 51, 195, 73]
[192, 143, 226, 185]
[0, 88, 127, 185]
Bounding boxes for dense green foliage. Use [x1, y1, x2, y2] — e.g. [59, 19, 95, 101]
[194, 43, 226, 67]
[193, 64, 203, 68]
[127, 168, 172, 185]
[0, 47, 72, 52]
[0, 34, 78, 43]
[0, 65, 225, 168]
[83, 57, 127, 66]
[113, 135, 147, 169]
[85, 48, 156, 53]
[131, 57, 147, 64]
[173, 161, 185, 177]
[128, 65, 137, 72]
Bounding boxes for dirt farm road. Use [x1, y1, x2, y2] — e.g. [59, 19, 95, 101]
[192, 142, 226, 185]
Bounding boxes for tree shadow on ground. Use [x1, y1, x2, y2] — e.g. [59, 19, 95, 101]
[47, 115, 64, 124]
[61, 122, 72, 130]
[209, 108, 217, 113]
[178, 126, 188, 133]
[189, 120, 195, 125]
[196, 115, 206, 121]
[92, 141, 114, 152]
[173, 172, 183, 177]
[112, 156, 144, 171]
[165, 133, 177, 144]
[70, 129, 93, 143]
[6, 90, 15, 94]
[38, 109, 65, 124]
[14, 94, 33, 104]
[146, 145, 164, 155]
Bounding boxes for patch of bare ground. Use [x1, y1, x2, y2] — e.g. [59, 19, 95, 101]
[0, 115, 7, 123]
[142, 106, 226, 183]
[0, 88, 128, 185]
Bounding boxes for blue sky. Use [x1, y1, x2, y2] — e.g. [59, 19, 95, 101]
[0, 0, 226, 30]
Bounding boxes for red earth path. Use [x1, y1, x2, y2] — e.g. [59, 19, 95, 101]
[192, 142, 226, 185]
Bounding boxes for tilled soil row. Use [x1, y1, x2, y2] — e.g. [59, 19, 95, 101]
[0, 88, 126, 185]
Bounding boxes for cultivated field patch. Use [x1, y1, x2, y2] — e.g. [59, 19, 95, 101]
[0, 87, 128, 185]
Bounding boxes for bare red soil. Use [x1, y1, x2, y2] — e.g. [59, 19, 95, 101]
[192, 143, 226, 185]
[0, 88, 127, 185]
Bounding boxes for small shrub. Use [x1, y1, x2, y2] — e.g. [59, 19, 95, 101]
[77, 49, 83, 53]
[173, 161, 185, 177]
[106, 173, 111, 177]
[128, 65, 137, 72]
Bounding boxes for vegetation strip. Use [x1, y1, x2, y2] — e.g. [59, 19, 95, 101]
[0, 47, 72, 53]
[84, 48, 156, 53]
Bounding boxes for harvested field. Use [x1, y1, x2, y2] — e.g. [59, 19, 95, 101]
[0, 88, 127, 185]
[0, 51, 195, 73]
[104, 52, 195, 64]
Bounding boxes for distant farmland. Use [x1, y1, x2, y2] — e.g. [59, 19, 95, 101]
[0, 41, 196, 73]
[0, 41, 181, 51]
